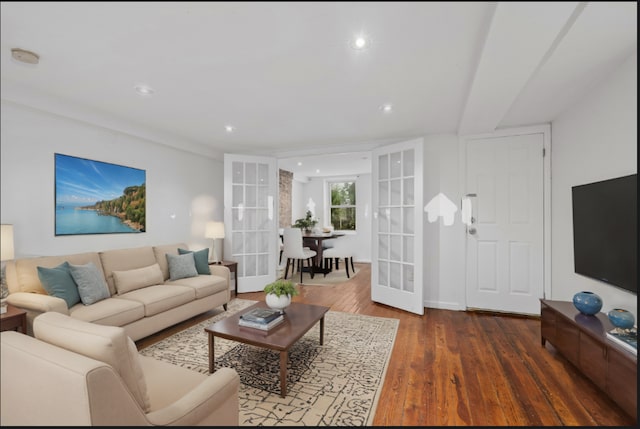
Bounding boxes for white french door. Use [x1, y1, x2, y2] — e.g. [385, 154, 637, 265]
[371, 138, 424, 315]
[224, 154, 278, 293]
[465, 132, 544, 315]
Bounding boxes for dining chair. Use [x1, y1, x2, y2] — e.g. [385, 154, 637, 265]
[322, 245, 355, 278]
[279, 228, 310, 265]
[281, 228, 316, 283]
[278, 228, 284, 264]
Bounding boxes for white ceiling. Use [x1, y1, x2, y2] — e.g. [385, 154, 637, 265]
[1, 2, 637, 177]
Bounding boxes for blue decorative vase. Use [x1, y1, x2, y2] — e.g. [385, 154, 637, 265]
[607, 308, 635, 329]
[572, 291, 603, 315]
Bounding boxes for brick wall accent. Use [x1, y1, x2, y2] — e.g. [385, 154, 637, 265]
[279, 169, 293, 228]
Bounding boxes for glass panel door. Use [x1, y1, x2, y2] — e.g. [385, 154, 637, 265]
[224, 154, 277, 292]
[372, 138, 423, 314]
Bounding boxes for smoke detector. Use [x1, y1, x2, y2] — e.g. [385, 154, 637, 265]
[11, 48, 39, 65]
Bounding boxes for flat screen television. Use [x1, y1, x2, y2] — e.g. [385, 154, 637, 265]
[572, 174, 637, 294]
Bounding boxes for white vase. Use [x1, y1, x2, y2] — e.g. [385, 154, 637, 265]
[265, 293, 291, 313]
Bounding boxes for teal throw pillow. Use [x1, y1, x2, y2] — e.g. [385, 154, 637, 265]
[37, 261, 81, 308]
[69, 262, 111, 305]
[178, 248, 211, 275]
[166, 252, 198, 281]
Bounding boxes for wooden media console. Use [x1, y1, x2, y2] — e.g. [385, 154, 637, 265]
[540, 299, 636, 421]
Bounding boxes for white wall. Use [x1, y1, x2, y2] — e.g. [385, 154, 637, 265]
[422, 134, 466, 310]
[0, 100, 224, 258]
[550, 52, 637, 319]
[290, 173, 372, 263]
[290, 177, 307, 224]
[291, 176, 308, 221]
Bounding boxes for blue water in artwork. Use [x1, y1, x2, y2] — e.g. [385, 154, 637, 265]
[56, 203, 139, 235]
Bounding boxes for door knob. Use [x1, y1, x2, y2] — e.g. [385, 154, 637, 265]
[468, 227, 477, 235]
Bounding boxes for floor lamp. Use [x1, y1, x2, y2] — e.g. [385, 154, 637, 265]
[205, 221, 225, 264]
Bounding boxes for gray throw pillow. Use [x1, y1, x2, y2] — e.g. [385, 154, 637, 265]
[37, 261, 81, 308]
[69, 262, 111, 305]
[178, 248, 211, 275]
[166, 252, 198, 281]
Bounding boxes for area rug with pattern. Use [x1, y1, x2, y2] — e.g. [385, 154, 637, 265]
[139, 298, 398, 426]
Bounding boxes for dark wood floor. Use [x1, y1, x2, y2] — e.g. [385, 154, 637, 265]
[137, 263, 635, 426]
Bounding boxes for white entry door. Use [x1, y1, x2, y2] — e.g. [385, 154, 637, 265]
[224, 154, 278, 293]
[465, 133, 544, 315]
[371, 138, 424, 315]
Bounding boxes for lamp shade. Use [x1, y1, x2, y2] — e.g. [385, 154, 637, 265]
[205, 221, 225, 239]
[1, 224, 15, 261]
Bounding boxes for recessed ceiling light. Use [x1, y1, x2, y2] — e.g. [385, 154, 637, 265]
[297, 162, 303, 166]
[225, 125, 235, 133]
[134, 84, 154, 96]
[380, 104, 393, 113]
[316, 169, 320, 173]
[350, 35, 369, 50]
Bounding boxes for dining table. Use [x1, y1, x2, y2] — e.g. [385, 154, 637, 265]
[301, 231, 345, 275]
[280, 231, 345, 275]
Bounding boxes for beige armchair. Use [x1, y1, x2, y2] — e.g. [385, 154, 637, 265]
[0, 312, 239, 426]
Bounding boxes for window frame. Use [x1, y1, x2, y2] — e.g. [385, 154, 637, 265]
[325, 177, 357, 232]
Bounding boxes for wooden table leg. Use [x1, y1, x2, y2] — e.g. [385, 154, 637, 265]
[319, 316, 325, 345]
[208, 332, 215, 374]
[233, 265, 238, 293]
[18, 313, 27, 334]
[316, 242, 324, 267]
[280, 350, 288, 397]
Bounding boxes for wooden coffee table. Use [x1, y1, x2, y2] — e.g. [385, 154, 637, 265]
[205, 301, 329, 397]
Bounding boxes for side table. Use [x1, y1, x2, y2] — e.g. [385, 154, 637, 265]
[0, 304, 27, 334]
[209, 260, 238, 295]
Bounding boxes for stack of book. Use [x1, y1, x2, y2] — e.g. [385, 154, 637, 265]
[606, 327, 637, 355]
[238, 307, 284, 331]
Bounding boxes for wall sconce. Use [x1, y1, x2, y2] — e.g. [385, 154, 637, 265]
[205, 221, 225, 264]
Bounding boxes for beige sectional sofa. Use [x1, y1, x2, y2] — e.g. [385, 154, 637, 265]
[4, 242, 231, 340]
[1, 312, 239, 426]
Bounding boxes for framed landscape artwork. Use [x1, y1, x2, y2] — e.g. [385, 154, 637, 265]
[55, 153, 146, 235]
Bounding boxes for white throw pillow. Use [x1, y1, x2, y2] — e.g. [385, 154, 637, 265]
[113, 263, 164, 295]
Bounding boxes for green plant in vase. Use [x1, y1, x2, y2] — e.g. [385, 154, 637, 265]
[293, 210, 318, 233]
[264, 279, 299, 297]
[264, 279, 299, 313]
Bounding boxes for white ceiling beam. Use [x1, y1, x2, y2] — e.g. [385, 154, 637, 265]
[458, 2, 582, 136]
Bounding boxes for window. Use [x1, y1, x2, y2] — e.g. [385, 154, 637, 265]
[328, 181, 356, 231]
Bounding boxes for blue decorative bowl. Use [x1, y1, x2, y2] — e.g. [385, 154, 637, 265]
[572, 291, 603, 315]
[607, 308, 635, 329]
